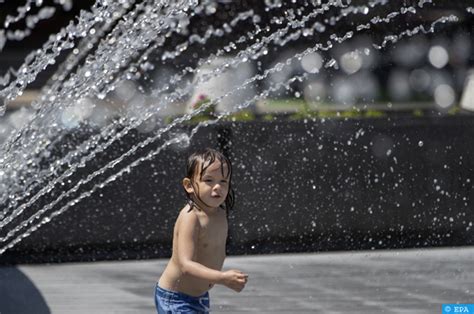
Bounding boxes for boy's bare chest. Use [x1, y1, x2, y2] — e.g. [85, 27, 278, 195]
[197, 215, 228, 249]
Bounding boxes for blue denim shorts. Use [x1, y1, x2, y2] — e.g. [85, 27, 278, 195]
[154, 284, 210, 314]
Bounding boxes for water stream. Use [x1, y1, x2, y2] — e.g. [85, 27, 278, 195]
[0, 0, 467, 255]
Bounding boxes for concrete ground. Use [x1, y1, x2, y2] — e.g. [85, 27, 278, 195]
[0, 247, 473, 314]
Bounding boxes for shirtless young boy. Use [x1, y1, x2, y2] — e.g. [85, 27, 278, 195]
[155, 148, 248, 313]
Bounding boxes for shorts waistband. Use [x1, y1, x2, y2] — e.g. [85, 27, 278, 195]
[155, 283, 209, 302]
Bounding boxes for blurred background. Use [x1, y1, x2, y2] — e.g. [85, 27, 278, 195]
[0, 0, 473, 264]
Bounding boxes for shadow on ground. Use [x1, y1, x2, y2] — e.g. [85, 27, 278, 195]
[0, 267, 50, 314]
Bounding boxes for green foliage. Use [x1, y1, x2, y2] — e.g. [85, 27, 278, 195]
[164, 98, 463, 125]
[412, 109, 423, 117]
[448, 106, 460, 115]
[188, 94, 218, 124]
[364, 109, 385, 118]
[223, 110, 255, 122]
[262, 114, 275, 121]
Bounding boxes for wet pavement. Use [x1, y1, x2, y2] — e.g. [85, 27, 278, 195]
[1, 246, 473, 314]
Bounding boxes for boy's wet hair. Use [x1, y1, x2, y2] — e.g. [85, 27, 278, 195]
[184, 148, 235, 213]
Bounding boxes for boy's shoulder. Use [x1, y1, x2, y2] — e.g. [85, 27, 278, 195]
[177, 204, 220, 226]
[177, 204, 201, 226]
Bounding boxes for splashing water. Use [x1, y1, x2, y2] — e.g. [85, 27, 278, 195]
[0, 0, 467, 255]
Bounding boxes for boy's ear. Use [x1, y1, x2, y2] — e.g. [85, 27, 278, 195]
[183, 177, 194, 194]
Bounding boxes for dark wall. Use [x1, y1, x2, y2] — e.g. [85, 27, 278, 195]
[226, 116, 474, 253]
[1, 115, 473, 264]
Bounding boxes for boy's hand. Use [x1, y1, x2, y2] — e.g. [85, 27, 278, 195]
[221, 269, 248, 292]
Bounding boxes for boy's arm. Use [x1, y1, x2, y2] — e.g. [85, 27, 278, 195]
[177, 211, 224, 284]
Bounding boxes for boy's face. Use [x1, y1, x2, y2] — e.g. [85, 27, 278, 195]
[184, 160, 230, 210]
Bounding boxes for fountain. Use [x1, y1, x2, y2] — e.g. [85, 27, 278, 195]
[0, 0, 472, 262]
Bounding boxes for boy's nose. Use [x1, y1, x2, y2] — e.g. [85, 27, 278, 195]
[213, 183, 224, 191]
